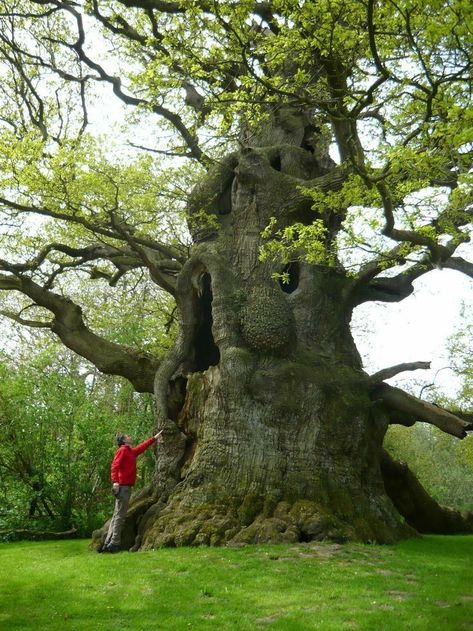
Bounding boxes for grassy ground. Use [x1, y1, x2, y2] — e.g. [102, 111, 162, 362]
[0, 535, 472, 630]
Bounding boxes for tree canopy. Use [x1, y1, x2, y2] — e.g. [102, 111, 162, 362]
[1, 0, 471, 420]
[0, 0, 472, 341]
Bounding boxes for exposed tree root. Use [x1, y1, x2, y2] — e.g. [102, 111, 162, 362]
[381, 450, 473, 534]
[108, 486, 413, 550]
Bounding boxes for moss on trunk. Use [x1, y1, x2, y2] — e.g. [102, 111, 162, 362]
[92, 111, 472, 552]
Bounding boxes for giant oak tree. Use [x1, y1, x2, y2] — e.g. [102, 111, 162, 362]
[0, 0, 472, 549]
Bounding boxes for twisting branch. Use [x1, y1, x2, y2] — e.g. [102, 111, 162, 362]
[0, 195, 186, 264]
[0, 272, 158, 392]
[34, 0, 207, 163]
[377, 181, 446, 259]
[0, 310, 52, 328]
[351, 257, 432, 304]
[109, 210, 179, 295]
[350, 189, 472, 305]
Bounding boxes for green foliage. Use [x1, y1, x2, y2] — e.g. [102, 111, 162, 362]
[448, 306, 473, 407]
[1, 536, 473, 629]
[0, 341, 155, 536]
[385, 424, 473, 511]
[260, 217, 336, 270]
[0, 0, 471, 271]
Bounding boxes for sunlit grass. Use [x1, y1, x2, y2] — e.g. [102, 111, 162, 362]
[1, 536, 472, 630]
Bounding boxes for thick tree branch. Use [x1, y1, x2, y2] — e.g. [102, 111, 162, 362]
[370, 361, 431, 383]
[372, 383, 473, 439]
[443, 256, 473, 279]
[451, 410, 473, 425]
[0, 273, 158, 392]
[352, 243, 417, 288]
[353, 248, 472, 305]
[353, 258, 432, 304]
[381, 450, 473, 534]
[374, 178, 472, 263]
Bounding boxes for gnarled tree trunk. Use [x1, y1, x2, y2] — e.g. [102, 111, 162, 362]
[92, 111, 472, 551]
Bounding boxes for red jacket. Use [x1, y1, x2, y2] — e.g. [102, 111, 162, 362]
[110, 437, 156, 486]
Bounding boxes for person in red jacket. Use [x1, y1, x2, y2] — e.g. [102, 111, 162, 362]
[100, 430, 163, 553]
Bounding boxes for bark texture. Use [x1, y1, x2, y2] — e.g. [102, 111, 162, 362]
[92, 110, 472, 551]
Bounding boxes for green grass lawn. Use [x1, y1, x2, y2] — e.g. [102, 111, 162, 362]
[0, 535, 472, 630]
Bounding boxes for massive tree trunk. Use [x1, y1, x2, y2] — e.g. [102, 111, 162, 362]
[92, 110, 471, 550]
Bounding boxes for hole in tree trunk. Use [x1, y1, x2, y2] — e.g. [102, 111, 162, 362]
[270, 153, 282, 171]
[217, 176, 234, 215]
[300, 124, 319, 154]
[194, 272, 220, 371]
[279, 261, 300, 294]
[168, 376, 188, 422]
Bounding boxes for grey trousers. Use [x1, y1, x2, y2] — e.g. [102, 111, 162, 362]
[104, 485, 132, 547]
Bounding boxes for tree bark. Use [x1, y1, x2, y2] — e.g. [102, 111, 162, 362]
[91, 110, 472, 551]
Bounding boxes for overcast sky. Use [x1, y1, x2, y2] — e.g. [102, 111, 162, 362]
[353, 266, 472, 397]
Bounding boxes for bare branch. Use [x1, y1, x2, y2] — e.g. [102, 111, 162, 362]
[127, 141, 193, 159]
[370, 361, 431, 383]
[373, 383, 473, 439]
[0, 309, 52, 328]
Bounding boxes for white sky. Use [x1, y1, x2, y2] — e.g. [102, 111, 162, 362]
[353, 268, 472, 397]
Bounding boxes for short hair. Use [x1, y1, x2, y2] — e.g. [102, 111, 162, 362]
[116, 433, 127, 446]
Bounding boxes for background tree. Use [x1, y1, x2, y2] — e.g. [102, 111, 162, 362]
[0, 0, 472, 549]
[0, 337, 156, 536]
